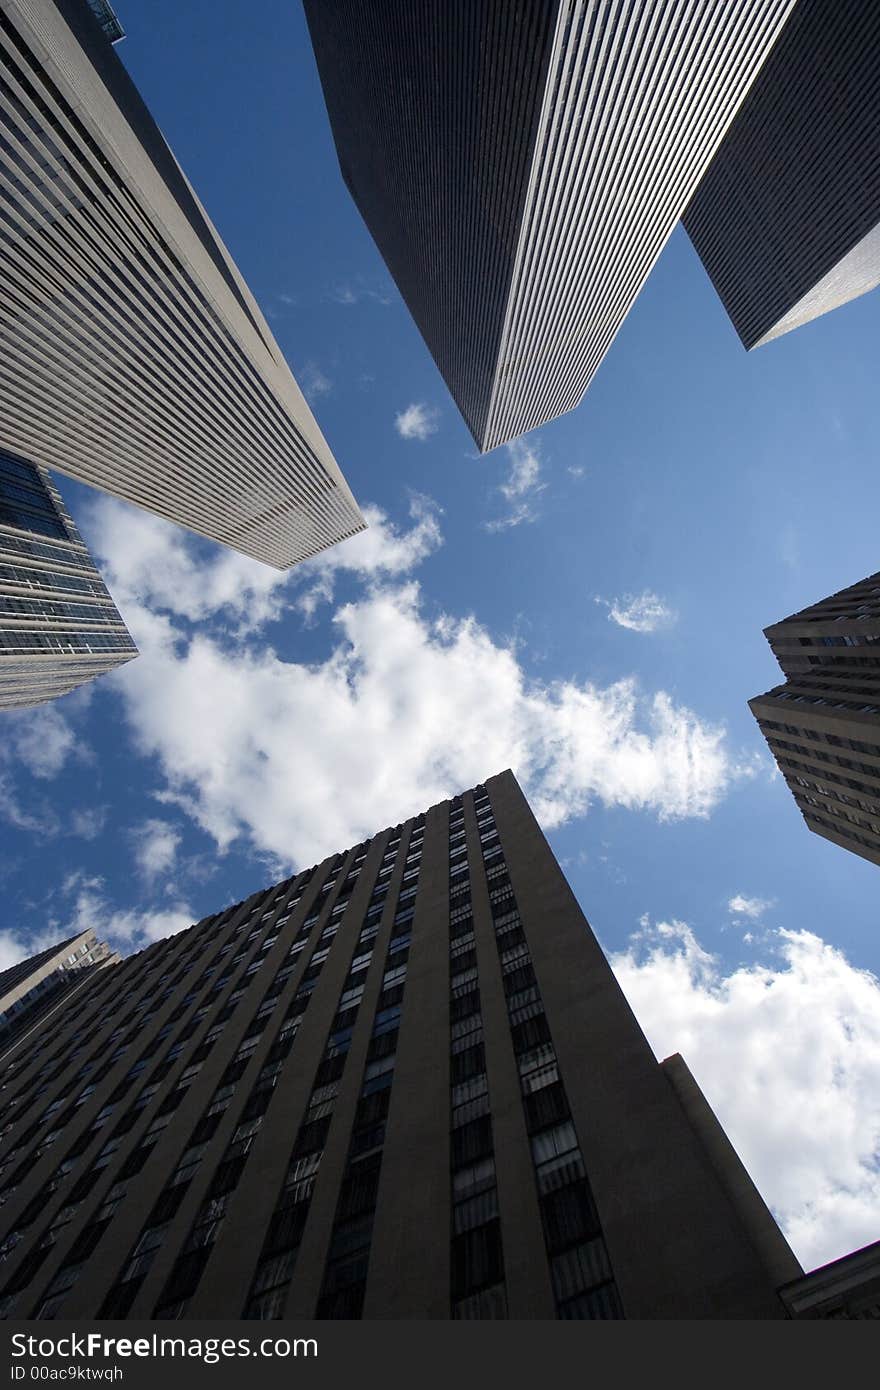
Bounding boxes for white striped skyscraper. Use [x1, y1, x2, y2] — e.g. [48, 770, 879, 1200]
[0, 0, 365, 568]
[303, 0, 797, 452]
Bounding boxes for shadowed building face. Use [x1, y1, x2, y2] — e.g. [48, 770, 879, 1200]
[0, 772, 800, 1320]
[684, 0, 880, 349]
[303, 0, 797, 452]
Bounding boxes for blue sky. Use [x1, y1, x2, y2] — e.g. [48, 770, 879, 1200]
[2, 0, 879, 1271]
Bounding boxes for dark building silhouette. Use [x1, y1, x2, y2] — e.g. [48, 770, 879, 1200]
[684, 0, 880, 348]
[750, 572, 880, 867]
[0, 772, 806, 1319]
[0, 447, 137, 708]
[780, 1239, 880, 1319]
[303, 0, 796, 452]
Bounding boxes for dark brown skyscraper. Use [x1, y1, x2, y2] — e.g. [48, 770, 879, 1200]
[684, 0, 880, 349]
[0, 772, 802, 1320]
[750, 572, 880, 868]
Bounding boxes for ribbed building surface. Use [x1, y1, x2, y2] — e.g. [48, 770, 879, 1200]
[304, 0, 796, 451]
[0, 446, 136, 708]
[750, 572, 880, 867]
[0, 772, 801, 1319]
[684, 0, 880, 349]
[0, 0, 365, 567]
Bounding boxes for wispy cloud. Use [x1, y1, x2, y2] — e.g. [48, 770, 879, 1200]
[329, 279, 392, 307]
[299, 361, 332, 402]
[596, 591, 677, 634]
[484, 438, 545, 531]
[394, 402, 439, 442]
[132, 818, 182, 884]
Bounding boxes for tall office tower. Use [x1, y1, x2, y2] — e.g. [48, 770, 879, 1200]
[303, 0, 796, 452]
[0, 0, 365, 568]
[750, 572, 880, 867]
[0, 447, 137, 708]
[684, 0, 880, 349]
[0, 772, 806, 1320]
[0, 929, 117, 1044]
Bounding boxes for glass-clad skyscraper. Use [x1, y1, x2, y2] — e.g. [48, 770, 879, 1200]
[0, 446, 136, 708]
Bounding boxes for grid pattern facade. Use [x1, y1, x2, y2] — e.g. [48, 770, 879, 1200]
[304, 0, 795, 452]
[0, 772, 795, 1319]
[751, 572, 880, 866]
[684, 0, 880, 349]
[0, 0, 364, 568]
[0, 445, 136, 708]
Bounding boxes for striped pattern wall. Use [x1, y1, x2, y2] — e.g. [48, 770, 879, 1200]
[305, 0, 796, 453]
[683, 0, 880, 350]
[0, 0, 365, 568]
[0, 448, 136, 710]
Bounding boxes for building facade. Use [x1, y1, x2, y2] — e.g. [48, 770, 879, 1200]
[779, 1239, 880, 1320]
[0, 929, 117, 1044]
[750, 572, 880, 867]
[684, 0, 880, 349]
[0, 446, 136, 708]
[0, 0, 364, 568]
[303, 0, 796, 452]
[0, 772, 804, 1319]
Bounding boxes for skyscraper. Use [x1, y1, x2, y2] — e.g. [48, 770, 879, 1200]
[303, 0, 797, 452]
[0, 0, 365, 568]
[750, 572, 880, 867]
[0, 928, 117, 1044]
[0, 446, 136, 708]
[684, 0, 880, 349]
[0, 772, 805, 1320]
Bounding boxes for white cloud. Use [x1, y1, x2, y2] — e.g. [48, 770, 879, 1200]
[329, 281, 391, 307]
[394, 402, 439, 441]
[728, 893, 772, 920]
[84, 493, 441, 634]
[610, 918, 880, 1270]
[87, 503, 741, 867]
[484, 438, 545, 531]
[2, 706, 81, 779]
[132, 818, 182, 883]
[295, 494, 443, 621]
[59, 872, 194, 950]
[599, 591, 677, 634]
[299, 362, 332, 402]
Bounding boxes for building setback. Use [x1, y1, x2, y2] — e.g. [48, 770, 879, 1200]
[0, 771, 808, 1319]
[0, 446, 136, 708]
[302, 0, 796, 452]
[0, 0, 365, 568]
[750, 572, 880, 868]
[684, 0, 880, 349]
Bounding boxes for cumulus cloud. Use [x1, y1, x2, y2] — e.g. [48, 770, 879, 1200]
[132, 818, 182, 883]
[728, 893, 772, 920]
[84, 502, 742, 867]
[59, 872, 194, 950]
[85, 493, 442, 635]
[610, 918, 880, 1270]
[394, 402, 439, 441]
[295, 494, 443, 621]
[484, 438, 545, 531]
[598, 591, 677, 634]
[2, 706, 82, 779]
